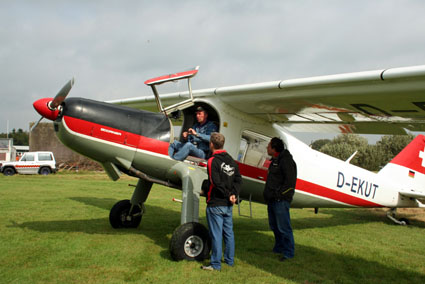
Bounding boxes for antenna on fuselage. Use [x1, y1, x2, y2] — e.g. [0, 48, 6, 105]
[144, 66, 199, 116]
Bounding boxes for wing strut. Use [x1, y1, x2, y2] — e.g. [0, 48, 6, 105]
[144, 66, 199, 116]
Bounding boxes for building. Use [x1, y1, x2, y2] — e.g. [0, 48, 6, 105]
[29, 122, 101, 170]
[0, 138, 15, 162]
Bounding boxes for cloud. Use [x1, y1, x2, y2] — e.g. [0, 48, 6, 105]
[1, 0, 425, 132]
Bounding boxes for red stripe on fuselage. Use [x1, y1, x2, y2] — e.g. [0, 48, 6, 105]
[236, 162, 382, 207]
[63, 116, 381, 207]
[236, 162, 268, 181]
[296, 179, 382, 207]
[63, 116, 169, 155]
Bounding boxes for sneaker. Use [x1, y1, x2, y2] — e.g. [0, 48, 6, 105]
[279, 256, 288, 262]
[201, 265, 220, 271]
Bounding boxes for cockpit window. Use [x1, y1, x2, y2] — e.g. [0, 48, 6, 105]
[178, 104, 220, 141]
[238, 130, 271, 169]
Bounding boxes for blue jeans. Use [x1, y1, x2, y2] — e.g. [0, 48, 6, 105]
[267, 200, 294, 259]
[206, 206, 235, 270]
[168, 141, 206, 161]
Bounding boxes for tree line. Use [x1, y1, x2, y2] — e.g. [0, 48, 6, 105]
[310, 134, 415, 171]
[0, 129, 29, 145]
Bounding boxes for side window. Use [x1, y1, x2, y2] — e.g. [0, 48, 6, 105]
[238, 131, 271, 169]
[21, 153, 35, 162]
[38, 153, 53, 161]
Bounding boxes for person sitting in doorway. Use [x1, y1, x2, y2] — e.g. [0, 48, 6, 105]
[169, 106, 218, 161]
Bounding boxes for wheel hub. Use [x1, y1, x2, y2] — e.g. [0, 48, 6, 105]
[184, 235, 204, 257]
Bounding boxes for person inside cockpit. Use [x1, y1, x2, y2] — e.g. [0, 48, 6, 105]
[168, 106, 218, 161]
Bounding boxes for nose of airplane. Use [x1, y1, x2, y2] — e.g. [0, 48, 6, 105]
[31, 78, 74, 128]
[31, 78, 75, 131]
[33, 97, 60, 121]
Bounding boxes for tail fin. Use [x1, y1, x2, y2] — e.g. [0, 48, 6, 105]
[379, 135, 425, 202]
[384, 134, 425, 175]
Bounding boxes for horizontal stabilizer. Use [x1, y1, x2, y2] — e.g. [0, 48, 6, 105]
[399, 190, 425, 207]
[399, 190, 425, 200]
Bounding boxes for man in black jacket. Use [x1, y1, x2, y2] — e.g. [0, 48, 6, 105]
[263, 137, 297, 261]
[201, 132, 242, 271]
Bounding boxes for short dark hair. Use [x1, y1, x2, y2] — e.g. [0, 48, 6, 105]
[210, 132, 225, 149]
[270, 137, 285, 152]
[195, 106, 208, 115]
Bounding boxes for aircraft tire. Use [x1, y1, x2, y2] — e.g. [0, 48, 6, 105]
[3, 167, 16, 176]
[169, 222, 211, 261]
[109, 199, 142, 228]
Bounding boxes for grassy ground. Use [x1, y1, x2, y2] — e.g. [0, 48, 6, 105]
[1, 172, 424, 284]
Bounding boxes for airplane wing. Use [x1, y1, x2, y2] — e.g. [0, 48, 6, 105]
[109, 65, 425, 135]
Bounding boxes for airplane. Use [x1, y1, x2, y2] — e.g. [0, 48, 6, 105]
[32, 65, 425, 261]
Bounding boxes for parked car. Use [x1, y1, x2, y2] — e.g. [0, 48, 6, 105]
[0, 151, 57, 176]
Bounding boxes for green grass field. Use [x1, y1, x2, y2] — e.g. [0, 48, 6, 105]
[1, 172, 424, 284]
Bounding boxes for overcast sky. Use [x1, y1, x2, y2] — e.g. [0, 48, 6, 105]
[2, 0, 425, 139]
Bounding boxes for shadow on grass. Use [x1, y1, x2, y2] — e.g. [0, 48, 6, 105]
[12, 196, 401, 236]
[317, 208, 425, 228]
[235, 207, 425, 232]
[9, 196, 425, 282]
[9, 196, 181, 258]
[10, 196, 180, 232]
[240, 240, 425, 283]
[69, 196, 116, 211]
[236, 208, 425, 282]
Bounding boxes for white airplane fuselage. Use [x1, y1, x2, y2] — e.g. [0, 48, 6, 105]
[51, 95, 418, 211]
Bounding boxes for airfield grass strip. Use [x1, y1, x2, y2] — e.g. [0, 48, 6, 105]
[1, 172, 424, 283]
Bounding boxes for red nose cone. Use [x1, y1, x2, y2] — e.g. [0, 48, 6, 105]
[33, 98, 60, 121]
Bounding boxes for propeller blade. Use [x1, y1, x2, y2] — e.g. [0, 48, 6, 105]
[30, 116, 44, 132]
[49, 78, 74, 110]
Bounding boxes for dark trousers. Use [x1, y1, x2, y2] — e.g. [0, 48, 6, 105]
[267, 200, 295, 258]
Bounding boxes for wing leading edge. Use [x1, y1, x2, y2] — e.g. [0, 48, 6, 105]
[109, 65, 425, 135]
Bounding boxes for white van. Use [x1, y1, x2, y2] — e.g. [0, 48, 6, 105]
[0, 151, 57, 176]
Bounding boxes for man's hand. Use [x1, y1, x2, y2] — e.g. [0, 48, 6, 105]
[229, 195, 237, 204]
[188, 128, 197, 136]
[182, 131, 188, 139]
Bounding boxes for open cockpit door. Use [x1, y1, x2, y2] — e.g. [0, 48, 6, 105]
[144, 66, 199, 116]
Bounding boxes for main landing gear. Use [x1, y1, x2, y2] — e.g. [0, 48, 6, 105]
[386, 208, 410, 225]
[108, 198, 210, 261]
[169, 222, 210, 261]
[109, 199, 144, 228]
[109, 164, 211, 261]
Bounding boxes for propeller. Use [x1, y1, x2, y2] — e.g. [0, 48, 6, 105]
[30, 116, 44, 132]
[32, 78, 75, 131]
[49, 78, 74, 110]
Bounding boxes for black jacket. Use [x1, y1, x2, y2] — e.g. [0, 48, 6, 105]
[263, 149, 297, 203]
[205, 150, 242, 207]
